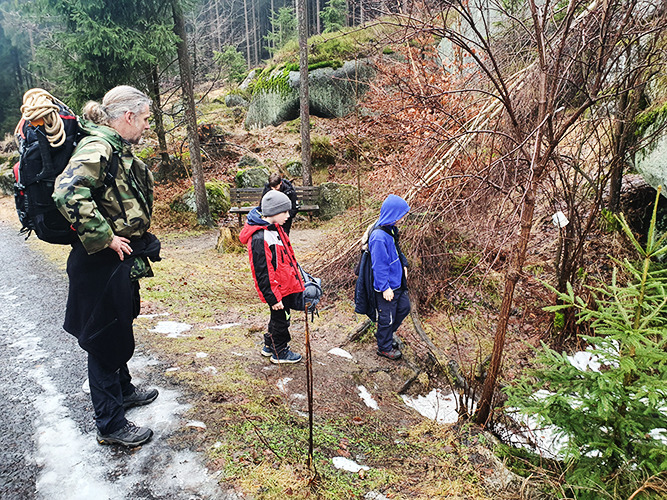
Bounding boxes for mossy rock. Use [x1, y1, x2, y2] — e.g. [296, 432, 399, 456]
[237, 155, 264, 168]
[285, 160, 302, 177]
[235, 166, 270, 188]
[311, 136, 337, 169]
[225, 94, 249, 108]
[171, 181, 231, 219]
[317, 182, 359, 220]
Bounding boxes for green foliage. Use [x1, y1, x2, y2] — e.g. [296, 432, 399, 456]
[634, 100, 667, 139]
[247, 66, 291, 98]
[213, 45, 247, 83]
[29, 0, 177, 108]
[264, 6, 297, 55]
[282, 60, 343, 72]
[320, 0, 346, 33]
[600, 207, 621, 233]
[506, 189, 667, 499]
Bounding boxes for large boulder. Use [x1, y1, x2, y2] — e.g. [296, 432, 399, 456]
[635, 128, 667, 193]
[224, 93, 249, 108]
[171, 181, 231, 219]
[235, 165, 269, 188]
[245, 60, 376, 129]
[317, 182, 359, 220]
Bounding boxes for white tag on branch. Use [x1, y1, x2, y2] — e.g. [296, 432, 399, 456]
[552, 211, 569, 228]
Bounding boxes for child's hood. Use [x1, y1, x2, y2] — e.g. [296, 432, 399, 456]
[239, 207, 269, 244]
[377, 194, 410, 226]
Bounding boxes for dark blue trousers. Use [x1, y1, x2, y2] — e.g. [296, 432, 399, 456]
[375, 289, 411, 352]
[88, 353, 136, 435]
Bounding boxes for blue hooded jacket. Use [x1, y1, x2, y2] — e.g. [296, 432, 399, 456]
[368, 194, 410, 292]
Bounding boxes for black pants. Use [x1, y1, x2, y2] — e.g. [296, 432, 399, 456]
[88, 353, 135, 435]
[264, 292, 303, 355]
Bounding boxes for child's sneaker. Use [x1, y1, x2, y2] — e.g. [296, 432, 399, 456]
[261, 345, 273, 357]
[270, 349, 303, 364]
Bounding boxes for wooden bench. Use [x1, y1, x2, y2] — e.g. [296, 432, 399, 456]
[229, 186, 320, 225]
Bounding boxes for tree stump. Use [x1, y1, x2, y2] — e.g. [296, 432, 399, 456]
[216, 227, 243, 253]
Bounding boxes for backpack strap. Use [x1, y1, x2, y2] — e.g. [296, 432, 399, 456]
[91, 150, 129, 226]
[35, 129, 55, 181]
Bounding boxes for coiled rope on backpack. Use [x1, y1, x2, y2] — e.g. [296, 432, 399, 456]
[14, 88, 67, 148]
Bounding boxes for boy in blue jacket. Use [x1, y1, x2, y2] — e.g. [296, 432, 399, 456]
[368, 194, 411, 360]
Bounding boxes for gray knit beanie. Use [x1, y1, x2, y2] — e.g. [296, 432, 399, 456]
[261, 190, 292, 216]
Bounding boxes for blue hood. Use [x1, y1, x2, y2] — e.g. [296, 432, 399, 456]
[246, 207, 267, 226]
[377, 194, 410, 226]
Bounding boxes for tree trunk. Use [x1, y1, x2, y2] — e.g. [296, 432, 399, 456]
[476, 7, 549, 423]
[297, 0, 312, 186]
[148, 66, 171, 166]
[243, 0, 251, 68]
[316, 0, 320, 34]
[171, 0, 213, 227]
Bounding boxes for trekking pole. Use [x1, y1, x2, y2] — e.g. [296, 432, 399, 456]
[304, 303, 316, 474]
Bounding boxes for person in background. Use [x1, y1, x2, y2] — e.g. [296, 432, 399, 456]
[262, 173, 298, 235]
[368, 194, 411, 360]
[53, 85, 160, 447]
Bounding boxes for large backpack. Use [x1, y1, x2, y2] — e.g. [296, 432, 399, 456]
[13, 89, 118, 244]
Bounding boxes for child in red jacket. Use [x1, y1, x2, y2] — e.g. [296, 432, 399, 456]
[239, 191, 305, 364]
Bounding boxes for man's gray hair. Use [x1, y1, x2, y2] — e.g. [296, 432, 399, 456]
[82, 85, 151, 126]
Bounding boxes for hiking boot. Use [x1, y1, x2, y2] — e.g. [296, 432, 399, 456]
[377, 348, 402, 360]
[123, 388, 159, 410]
[261, 345, 273, 357]
[392, 336, 401, 349]
[97, 421, 153, 447]
[270, 349, 303, 364]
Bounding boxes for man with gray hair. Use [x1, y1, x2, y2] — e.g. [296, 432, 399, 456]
[53, 85, 160, 447]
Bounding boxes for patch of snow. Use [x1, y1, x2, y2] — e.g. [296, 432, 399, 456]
[82, 378, 90, 394]
[365, 492, 390, 500]
[166, 367, 180, 372]
[650, 428, 667, 446]
[277, 377, 292, 392]
[332, 456, 370, 472]
[185, 421, 207, 430]
[209, 323, 241, 330]
[195, 352, 208, 358]
[150, 321, 192, 337]
[202, 366, 218, 375]
[291, 393, 306, 400]
[137, 313, 170, 319]
[402, 389, 459, 424]
[328, 347, 353, 359]
[567, 351, 601, 372]
[357, 385, 379, 410]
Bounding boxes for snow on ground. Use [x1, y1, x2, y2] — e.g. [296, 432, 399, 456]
[401, 389, 459, 424]
[332, 456, 370, 472]
[328, 347, 353, 359]
[149, 321, 192, 337]
[357, 385, 379, 410]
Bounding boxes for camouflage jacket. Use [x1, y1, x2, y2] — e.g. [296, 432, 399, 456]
[53, 119, 154, 254]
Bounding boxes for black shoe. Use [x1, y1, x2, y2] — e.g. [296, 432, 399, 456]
[97, 421, 153, 447]
[123, 388, 159, 410]
[377, 348, 402, 360]
[392, 336, 401, 349]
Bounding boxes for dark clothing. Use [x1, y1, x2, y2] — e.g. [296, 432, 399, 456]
[375, 288, 411, 352]
[88, 353, 135, 435]
[262, 180, 298, 234]
[64, 232, 161, 371]
[264, 292, 304, 356]
[368, 195, 410, 292]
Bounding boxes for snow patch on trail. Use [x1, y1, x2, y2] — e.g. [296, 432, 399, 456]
[328, 347, 353, 359]
[357, 385, 379, 410]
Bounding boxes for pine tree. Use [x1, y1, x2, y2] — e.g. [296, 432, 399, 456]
[506, 189, 667, 498]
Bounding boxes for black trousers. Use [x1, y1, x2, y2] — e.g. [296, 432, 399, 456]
[88, 353, 136, 435]
[375, 289, 411, 352]
[264, 292, 303, 355]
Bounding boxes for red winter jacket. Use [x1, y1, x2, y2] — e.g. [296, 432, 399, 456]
[239, 208, 304, 306]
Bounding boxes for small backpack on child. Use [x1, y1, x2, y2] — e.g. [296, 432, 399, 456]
[299, 264, 322, 321]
